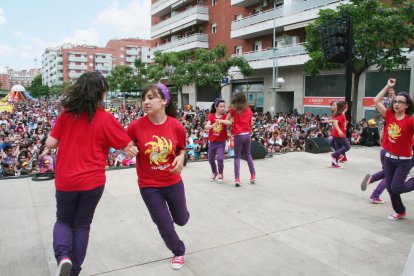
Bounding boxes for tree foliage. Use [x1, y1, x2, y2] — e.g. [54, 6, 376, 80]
[29, 74, 49, 97]
[305, 0, 414, 117]
[106, 65, 140, 93]
[192, 44, 253, 92]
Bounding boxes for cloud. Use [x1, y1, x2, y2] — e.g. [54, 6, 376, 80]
[0, 7, 6, 26]
[59, 28, 99, 46]
[93, 0, 150, 39]
[0, 44, 13, 58]
[13, 31, 25, 39]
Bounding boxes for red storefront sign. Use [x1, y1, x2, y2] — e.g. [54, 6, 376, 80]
[363, 97, 375, 107]
[303, 97, 345, 106]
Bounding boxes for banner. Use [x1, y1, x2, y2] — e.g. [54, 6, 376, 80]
[303, 97, 345, 106]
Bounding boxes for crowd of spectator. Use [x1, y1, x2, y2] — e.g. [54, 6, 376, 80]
[0, 100, 381, 177]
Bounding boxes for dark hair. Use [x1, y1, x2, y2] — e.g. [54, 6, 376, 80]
[210, 98, 225, 114]
[60, 71, 108, 121]
[333, 101, 347, 117]
[390, 92, 414, 115]
[142, 85, 178, 118]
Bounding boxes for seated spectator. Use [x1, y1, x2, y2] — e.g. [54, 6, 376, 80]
[41, 159, 53, 173]
[2, 162, 15, 177]
[360, 119, 380, 147]
[20, 162, 30, 175]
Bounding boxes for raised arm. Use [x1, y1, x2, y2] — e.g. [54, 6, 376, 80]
[374, 78, 395, 117]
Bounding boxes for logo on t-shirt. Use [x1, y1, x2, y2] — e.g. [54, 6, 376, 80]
[213, 123, 223, 136]
[145, 135, 173, 169]
[387, 123, 401, 143]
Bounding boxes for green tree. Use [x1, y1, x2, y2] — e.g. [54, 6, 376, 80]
[146, 50, 194, 109]
[29, 74, 49, 98]
[107, 65, 140, 93]
[305, 0, 414, 118]
[192, 44, 253, 96]
[48, 82, 72, 95]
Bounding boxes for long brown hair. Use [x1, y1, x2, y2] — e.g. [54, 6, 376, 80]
[230, 92, 248, 115]
[60, 71, 108, 121]
[333, 101, 346, 117]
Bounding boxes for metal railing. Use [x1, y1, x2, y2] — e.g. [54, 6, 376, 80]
[151, 5, 209, 32]
[238, 43, 307, 62]
[232, 0, 346, 30]
[155, 34, 208, 52]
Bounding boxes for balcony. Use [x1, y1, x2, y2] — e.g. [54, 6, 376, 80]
[151, 6, 209, 39]
[237, 43, 308, 69]
[95, 57, 111, 63]
[95, 65, 112, 71]
[151, 0, 178, 17]
[126, 57, 137, 63]
[126, 49, 139, 55]
[68, 64, 87, 70]
[231, 0, 260, 7]
[69, 72, 83, 78]
[155, 33, 209, 53]
[68, 56, 87, 62]
[231, 0, 347, 39]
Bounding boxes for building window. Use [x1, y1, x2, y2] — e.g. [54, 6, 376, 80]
[89, 55, 93, 58]
[254, 41, 262, 52]
[120, 54, 124, 58]
[235, 14, 242, 20]
[89, 63, 93, 67]
[120, 47, 124, 50]
[235, 46, 242, 56]
[212, 23, 217, 34]
[212, 0, 217, 5]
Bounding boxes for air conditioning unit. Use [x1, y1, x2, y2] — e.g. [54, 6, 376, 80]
[260, 0, 268, 7]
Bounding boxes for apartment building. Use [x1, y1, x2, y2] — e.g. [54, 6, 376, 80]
[0, 68, 40, 91]
[42, 38, 152, 87]
[151, 0, 413, 120]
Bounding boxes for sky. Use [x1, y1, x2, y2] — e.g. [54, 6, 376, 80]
[0, 0, 151, 72]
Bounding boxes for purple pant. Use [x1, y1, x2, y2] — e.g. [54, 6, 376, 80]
[370, 149, 386, 199]
[331, 137, 350, 160]
[384, 156, 414, 214]
[54, 185, 104, 276]
[208, 140, 226, 174]
[233, 134, 256, 178]
[140, 181, 189, 256]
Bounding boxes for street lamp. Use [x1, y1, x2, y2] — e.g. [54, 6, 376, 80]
[270, 0, 284, 116]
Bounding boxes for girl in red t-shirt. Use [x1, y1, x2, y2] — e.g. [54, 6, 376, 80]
[127, 83, 189, 270]
[45, 71, 137, 276]
[218, 92, 256, 187]
[374, 78, 414, 221]
[330, 101, 350, 168]
[204, 98, 228, 182]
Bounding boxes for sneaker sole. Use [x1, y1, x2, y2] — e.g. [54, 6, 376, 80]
[235, 183, 241, 187]
[387, 215, 406, 221]
[250, 180, 256, 184]
[57, 262, 72, 276]
[361, 174, 370, 191]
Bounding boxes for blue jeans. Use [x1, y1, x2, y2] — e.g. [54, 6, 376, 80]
[140, 181, 189, 256]
[53, 185, 104, 276]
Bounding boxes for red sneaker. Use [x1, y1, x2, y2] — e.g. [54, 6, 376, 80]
[387, 212, 406, 221]
[56, 257, 72, 276]
[218, 174, 223, 182]
[331, 162, 342, 168]
[235, 178, 241, 187]
[339, 155, 348, 162]
[210, 173, 218, 182]
[250, 173, 256, 184]
[170, 255, 184, 270]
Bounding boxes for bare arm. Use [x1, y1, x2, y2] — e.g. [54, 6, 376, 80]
[45, 135, 59, 149]
[374, 78, 395, 117]
[217, 113, 233, 126]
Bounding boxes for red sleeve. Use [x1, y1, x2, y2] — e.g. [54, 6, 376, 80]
[103, 113, 131, 150]
[176, 121, 186, 152]
[127, 120, 137, 141]
[50, 113, 63, 140]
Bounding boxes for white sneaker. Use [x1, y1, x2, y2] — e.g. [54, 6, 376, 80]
[56, 258, 72, 276]
[170, 255, 184, 270]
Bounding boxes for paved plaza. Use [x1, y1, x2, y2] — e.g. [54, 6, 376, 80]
[1, 146, 414, 276]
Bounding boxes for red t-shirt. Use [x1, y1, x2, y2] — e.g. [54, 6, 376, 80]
[127, 116, 186, 188]
[50, 108, 131, 191]
[207, 113, 228, 142]
[331, 113, 346, 137]
[382, 109, 414, 157]
[228, 106, 253, 135]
